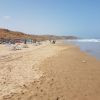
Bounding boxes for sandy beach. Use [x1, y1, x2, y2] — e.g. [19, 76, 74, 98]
[0, 41, 100, 100]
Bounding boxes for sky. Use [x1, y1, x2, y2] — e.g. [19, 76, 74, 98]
[0, 0, 100, 38]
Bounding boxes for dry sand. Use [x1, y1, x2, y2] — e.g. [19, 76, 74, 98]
[0, 41, 100, 100]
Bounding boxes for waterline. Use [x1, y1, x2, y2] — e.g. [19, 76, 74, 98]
[64, 39, 100, 60]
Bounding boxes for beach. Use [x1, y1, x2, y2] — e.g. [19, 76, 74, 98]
[0, 41, 100, 100]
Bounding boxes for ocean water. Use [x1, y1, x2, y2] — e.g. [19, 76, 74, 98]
[64, 39, 100, 60]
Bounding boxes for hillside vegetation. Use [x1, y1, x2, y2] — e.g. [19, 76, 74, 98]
[0, 28, 77, 41]
[0, 28, 48, 41]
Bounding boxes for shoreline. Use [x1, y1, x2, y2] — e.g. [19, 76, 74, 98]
[64, 39, 100, 60]
[0, 42, 100, 100]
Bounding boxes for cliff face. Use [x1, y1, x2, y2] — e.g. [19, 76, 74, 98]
[0, 28, 78, 41]
[0, 28, 47, 41]
[62, 36, 78, 39]
[0, 29, 24, 39]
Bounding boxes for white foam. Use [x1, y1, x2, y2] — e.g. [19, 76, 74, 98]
[67, 39, 100, 43]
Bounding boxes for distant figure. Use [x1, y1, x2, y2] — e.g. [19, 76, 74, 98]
[24, 39, 27, 44]
[52, 40, 56, 44]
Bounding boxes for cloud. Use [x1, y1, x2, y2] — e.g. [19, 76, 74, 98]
[3, 16, 11, 21]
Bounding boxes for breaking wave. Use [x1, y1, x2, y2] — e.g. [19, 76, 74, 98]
[67, 39, 100, 43]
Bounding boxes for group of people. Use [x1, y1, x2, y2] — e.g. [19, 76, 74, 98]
[49, 40, 56, 44]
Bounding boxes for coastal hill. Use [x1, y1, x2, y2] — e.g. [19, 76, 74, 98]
[0, 28, 77, 41]
[0, 28, 47, 41]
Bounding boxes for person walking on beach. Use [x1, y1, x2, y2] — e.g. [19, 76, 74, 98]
[24, 39, 27, 44]
[52, 40, 56, 44]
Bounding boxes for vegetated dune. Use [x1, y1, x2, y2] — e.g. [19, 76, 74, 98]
[0, 28, 78, 41]
[0, 28, 59, 41]
[0, 28, 48, 41]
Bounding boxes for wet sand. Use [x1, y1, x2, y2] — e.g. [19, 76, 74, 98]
[0, 42, 100, 100]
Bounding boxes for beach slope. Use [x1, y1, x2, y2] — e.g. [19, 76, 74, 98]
[0, 43, 100, 100]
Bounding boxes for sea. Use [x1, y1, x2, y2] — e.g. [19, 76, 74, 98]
[64, 39, 100, 60]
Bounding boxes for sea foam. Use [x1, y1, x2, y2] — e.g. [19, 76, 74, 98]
[67, 39, 100, 43]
